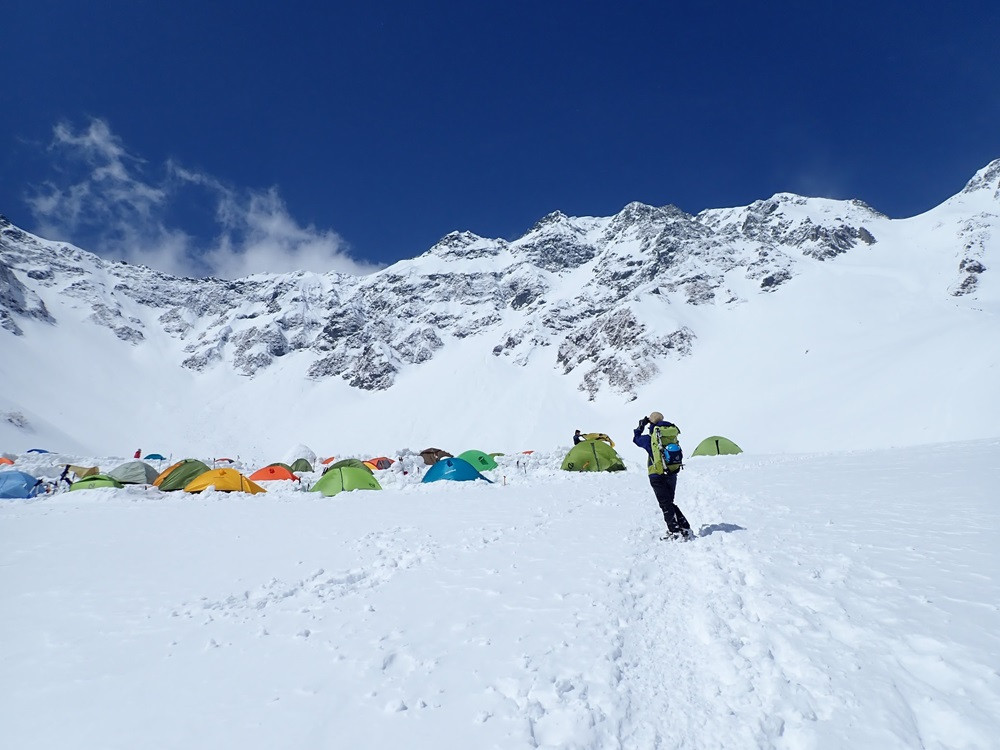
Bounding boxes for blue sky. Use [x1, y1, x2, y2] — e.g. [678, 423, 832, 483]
[2, 1, 998, 277]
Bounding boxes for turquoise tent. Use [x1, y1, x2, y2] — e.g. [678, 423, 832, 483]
[422, 457, 493, 484]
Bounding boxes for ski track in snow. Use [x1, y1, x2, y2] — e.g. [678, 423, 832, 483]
[2, 443, 1000, 749]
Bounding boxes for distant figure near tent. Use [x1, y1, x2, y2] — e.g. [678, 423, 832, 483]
[134, 448, 141, 459]
[692, 436, 743, 456]
[573, 430, 584, 445]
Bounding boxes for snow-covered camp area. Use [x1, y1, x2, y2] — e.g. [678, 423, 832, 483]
[3, 439, 999, 748]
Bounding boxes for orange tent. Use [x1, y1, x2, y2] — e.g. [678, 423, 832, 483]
[0, 457, 14, 465]
[364, 457, 395, 471]
[249, 465, 299, 482]
[321, 456, 337, 465]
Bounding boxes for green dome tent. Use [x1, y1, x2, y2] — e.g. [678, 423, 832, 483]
[457, 450, 498, 471]
[108, 460, 160, 485]
[692, 436, 743, 456]
[324, 458, 373, 475]
[154, 459, 211, 491]
[561, 439, 626, 472]
[69, 474, 124, 491]
[290, 458, 314, 473]
[310, 466, 382, 497]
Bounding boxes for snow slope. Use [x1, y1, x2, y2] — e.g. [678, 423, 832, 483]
[3, 440, 998, 749]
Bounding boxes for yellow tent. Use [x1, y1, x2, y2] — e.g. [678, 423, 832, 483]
[183, 468, 265, 494]
[582, 432, 615, 448]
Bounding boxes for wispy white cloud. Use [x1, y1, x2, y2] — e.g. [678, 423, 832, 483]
[25, 118, 381, 279]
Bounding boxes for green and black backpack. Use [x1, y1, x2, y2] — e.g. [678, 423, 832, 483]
[650, 423, 683, 474]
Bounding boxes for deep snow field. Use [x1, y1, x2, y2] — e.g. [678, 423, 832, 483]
[2, 439, 1000, 749]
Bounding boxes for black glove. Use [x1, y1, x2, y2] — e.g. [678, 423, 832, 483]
[638, 417, 649, 430]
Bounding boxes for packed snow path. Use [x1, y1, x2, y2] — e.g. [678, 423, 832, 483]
[2, 440, 999, 749]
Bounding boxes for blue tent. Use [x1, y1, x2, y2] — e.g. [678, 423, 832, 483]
[144, 453, 166, 460]
[0, 470, 43, 499]
[421, 457, 493, 484]
[26, 448, 50, 454]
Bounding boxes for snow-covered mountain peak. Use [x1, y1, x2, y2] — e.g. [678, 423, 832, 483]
[960, 158, 1000, 200]
[2, 160, 999, 455]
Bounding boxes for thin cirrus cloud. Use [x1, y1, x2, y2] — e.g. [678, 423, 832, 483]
[24, 118, 381, 279]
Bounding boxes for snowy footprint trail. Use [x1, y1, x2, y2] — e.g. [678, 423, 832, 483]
[610, 440, 1000, 750]
[2, 441, 999, 749]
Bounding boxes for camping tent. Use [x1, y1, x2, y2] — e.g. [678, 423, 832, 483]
[692, 436, 743, 456]
[560, 439, 626, 472]
[108, 461, 160, 485]
[324, 459, 373, 475]
[419, 448, 453, 465]
[457, 450, 498, 471]
[69, 474, 124, 491]
[0, 457, 14, 466]
[310, 467, 382, 497]
[422, 457, 493, 484]
[289, 458, 314, 473]
[249, 465, 299, 482]
[581, 432, 615, 447]
[183, 469, 265, 494]
[364, 457, 394, 471]
[320, 456, 337, 465]
[26, 448, 50, 454]
[154, 459, 210, 491]
[66, 464, 99, 480]
[144, 453, 166, 460]
[283, 444, 317, 466]
[0, 470, 43, 499]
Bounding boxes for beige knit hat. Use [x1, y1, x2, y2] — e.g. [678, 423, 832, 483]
[648, 411, 664, 424]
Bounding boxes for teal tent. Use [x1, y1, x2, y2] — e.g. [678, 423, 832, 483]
[422, 458, 493, 484]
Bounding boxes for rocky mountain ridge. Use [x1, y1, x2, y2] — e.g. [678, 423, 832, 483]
[2, 160, 996, 401]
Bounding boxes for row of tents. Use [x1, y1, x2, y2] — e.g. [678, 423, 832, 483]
[1, 436, 742, 499]
[560, 434, 742, 472]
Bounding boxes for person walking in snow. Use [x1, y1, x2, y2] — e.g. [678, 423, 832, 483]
[633, 411, 693, 540]
[133, 448, 141, 459]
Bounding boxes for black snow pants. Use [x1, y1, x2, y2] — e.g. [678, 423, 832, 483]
[649, 472, 691, 534]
